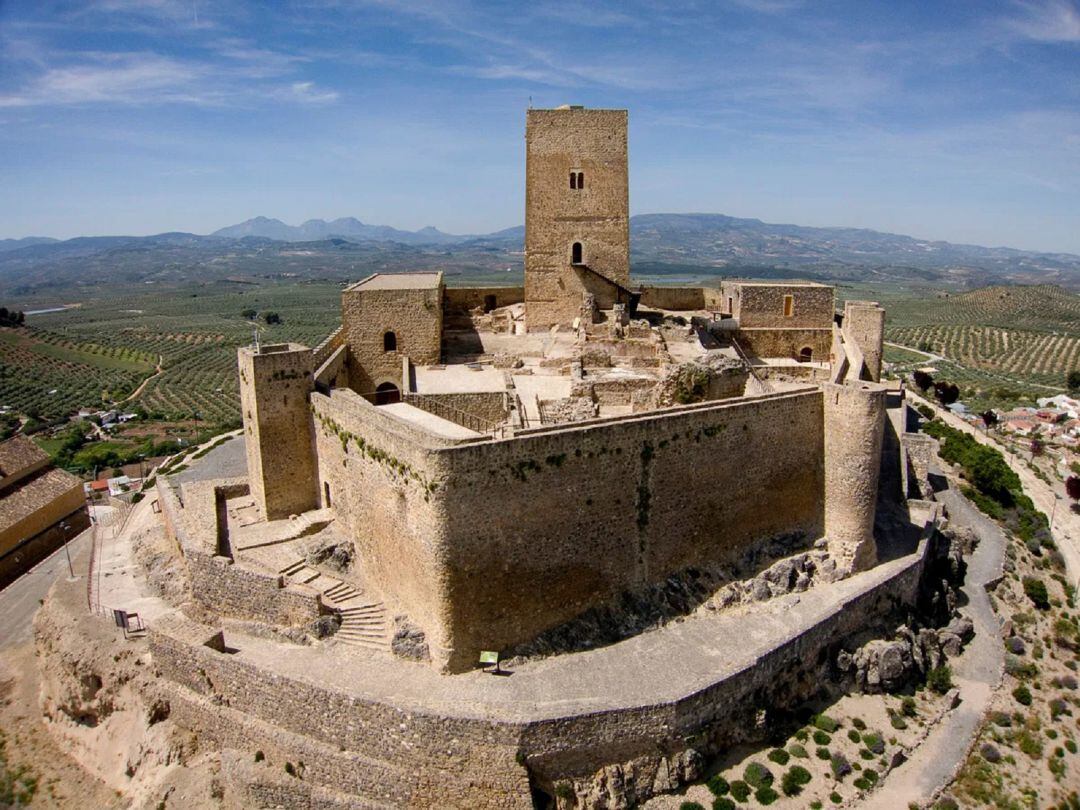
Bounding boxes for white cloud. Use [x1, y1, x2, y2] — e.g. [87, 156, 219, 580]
[285, 81, 339, 104]
[1006, 0, 1080, 43]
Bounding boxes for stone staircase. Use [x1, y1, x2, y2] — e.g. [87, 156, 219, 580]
[278, 561, 390, 653]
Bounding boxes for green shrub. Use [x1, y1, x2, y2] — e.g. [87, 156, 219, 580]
[852, 717, 867, 730]
[554, 782, 574, 800]
[711, 799, 735, 810]
[816, 747, 831, 760]
[848, 729, 862, 742]
[1067, 739, 1078, 754]
[1024, 577, 1051, 610]
[743, 761, 773, 789]
[679, 803, 705, 810]
[901, 696, 918, 717]
[811, 802, 823, 810]
[788, 743, 809, 759]
[729, 780, 750, 802]
[794, 728, 809, 742]
[781, 765, 812, 797]
[859, 748, 875, 760]
[854, 777, 870, 790]
[890, 715, 908, 730]
[934, 799, 958, 810]
[831, 752, 852, 779]
[928, 665, 954, 694]
[706, 774, 729, 796]
[767, 748, 790, 766]
[814, 714, 840, 733]
[1013, 684, 1033, 706]
[813, 730, 831, 745]
[830, 791, 842, 804]
[754, 786, 779, 805]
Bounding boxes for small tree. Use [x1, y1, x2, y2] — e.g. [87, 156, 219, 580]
[1068, 369, 1080, 394]
[934, 381, 960, 406]
[1066, 475, 1080, 506]
[263, 311, 282, 325]
[241, 308, 257, 320]
[912, 370, 934, 392]
[1030, 437, 1045, 459]
[980, 410, 998, 431]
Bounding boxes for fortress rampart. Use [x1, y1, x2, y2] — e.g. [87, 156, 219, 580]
[314, 387, 829, 671]
[148, 514, 940, 807]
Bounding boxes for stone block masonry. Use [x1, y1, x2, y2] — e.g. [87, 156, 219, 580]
[525, 107, 630, 330]
[238, 343, 319, 520]
[843, 300, 886, 382]
[316, 386, 827, 672]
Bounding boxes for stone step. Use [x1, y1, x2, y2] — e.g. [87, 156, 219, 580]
[323, 582, 353, 597]
[280, 560, 306, 575]
[338, 637, 391, 650]
[342, 615, 385, 624]
[340, 605, 383, 615]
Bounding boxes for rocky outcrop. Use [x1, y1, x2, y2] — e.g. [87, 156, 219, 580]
[648, 353, 749, 409]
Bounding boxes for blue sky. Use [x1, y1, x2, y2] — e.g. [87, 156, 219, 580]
[1, 1, 1078, 253]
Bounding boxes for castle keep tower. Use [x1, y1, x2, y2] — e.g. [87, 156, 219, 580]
[238, 343, 319, 520]
[524, 106, 631, 330]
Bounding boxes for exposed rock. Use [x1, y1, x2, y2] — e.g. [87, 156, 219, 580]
[391, 616, 430, 662]
[305, 539, 354, 573]
[648, 354, 748, 408]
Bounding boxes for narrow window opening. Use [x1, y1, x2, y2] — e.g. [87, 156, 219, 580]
[783, 295, 794, 318]
[483, 294, 497, 313]
[571, 242, 583, 265]
[569, 172, 577, 189]
[383, 331, 397, 352]
[323, 481, 332, 508]
[576, 171, 584, 189]
[799, 346, 813, 363]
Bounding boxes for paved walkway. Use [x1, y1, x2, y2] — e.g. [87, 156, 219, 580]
[910, 391, 1080, 585]
[859, 485, 1005, 808]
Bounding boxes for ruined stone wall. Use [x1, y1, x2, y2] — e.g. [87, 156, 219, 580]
[238, 344, 319, 520]
[823, 382, 886, 573]
[525, 108, 630, 330]
[726, 283, 835, 329]
[443, 286, 525, 315]
[436, 390, 826, 671]
[311, 326, 344, 371]
[341, 282, 443, 394]
[734, 327, 833, 361]
[156, 478, 322, 626]
[842, 300, 886, 382]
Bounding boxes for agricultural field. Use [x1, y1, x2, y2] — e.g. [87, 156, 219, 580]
[3, 280, 342, 426]
[879, 285, 1080, 408]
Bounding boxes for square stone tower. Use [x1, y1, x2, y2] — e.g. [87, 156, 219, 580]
[238, 343, 319, 520]
[524, 106, 630, 330]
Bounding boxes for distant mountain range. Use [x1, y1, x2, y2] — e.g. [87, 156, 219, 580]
[2, 213, 1078, 298]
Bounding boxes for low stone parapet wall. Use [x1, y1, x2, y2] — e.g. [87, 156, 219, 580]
[151, 519, 939, 805]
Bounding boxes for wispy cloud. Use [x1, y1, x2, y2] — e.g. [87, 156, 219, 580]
[1006, 0, 1080, 42]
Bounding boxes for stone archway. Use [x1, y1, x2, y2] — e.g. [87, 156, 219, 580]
[374, 382, 400, 405]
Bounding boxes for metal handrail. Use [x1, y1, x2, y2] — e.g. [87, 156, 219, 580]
[731, 338, 771, 392]
[403, 392, 506, 438]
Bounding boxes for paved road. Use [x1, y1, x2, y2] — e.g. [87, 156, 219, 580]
[171, 433, 246, 485]
[0, 529, 91, 650]
[860, 484, 1006, 809]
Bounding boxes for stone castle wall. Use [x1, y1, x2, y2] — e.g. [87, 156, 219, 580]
[525, 108, 630, 330]
[238, 344, 319, 520]
[638, 286, 725, 312]
[734, 327, 833, 361]
[443, 286, 525, 315]
[341, 283, 443, 393]
[317, 387, 827, 671]
[150, 522, 938, 807]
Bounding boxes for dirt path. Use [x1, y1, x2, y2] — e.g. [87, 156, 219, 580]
[119, 353, 164, 405]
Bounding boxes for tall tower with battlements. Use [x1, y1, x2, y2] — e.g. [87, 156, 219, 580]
[524, 106, 631, 330]
[238, 343, 319, 520]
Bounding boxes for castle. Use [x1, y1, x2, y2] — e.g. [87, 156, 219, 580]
[149, 106, 943, 806]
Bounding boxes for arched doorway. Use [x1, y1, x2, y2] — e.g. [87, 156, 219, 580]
[571, 242, 583, 265]
[383, 331, 397, 352]
[374, 382, 400, 405]
[798, 346, 813, 363]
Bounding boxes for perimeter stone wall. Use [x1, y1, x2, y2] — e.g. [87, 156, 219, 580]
[436, 390, 826, 671]
[149, 524, 937, 806]
[443, 286, 525, 315]
[525, 108, 630, 330]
